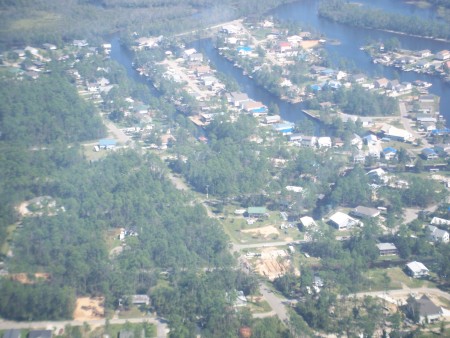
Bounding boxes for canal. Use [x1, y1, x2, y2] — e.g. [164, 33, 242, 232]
[112, 0, 450, 126]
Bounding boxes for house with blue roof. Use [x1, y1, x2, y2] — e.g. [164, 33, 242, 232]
[237, 46, 253, 56]
[99, 138, 117, 150]
[310, 84, 322, 91]
[273, 122, 295, 135]
[382, 147, 397, 160]
[421, 148, 439, 160]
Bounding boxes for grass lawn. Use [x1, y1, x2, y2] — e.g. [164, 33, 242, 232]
[118, 306, 147, 319]
[246, 299, 272, 313]
[98, 322, 156, 338]
[82, 143, 109, 162]
[9, 11, 61, 32]
[0, 222, 19, 256]
[366, 267, 437, 291]
[365, 268, 403, 291]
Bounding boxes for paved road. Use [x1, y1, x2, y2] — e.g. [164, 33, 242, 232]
[348, 287, 450, 301]
[103, 119, 131, 145]
[259, 283, 289, 324]
[0, 317, 168, 337]
[402, 204, 438, 225]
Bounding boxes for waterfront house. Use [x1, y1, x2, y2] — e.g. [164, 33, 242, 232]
[386, 79, 399, 90]
[241, 100, 266, 113]
[317, 137, 332, 148]
[265, 115, 281, 124]
[416, 60, 431, 69]
[289, 133, 302, 142]
[435, 50, 450, 61]
[351, 73, 366, 83]
[227, 92, 250, 107]
[237, 46, 253, 56]
[189, 53, 204, 62]
[376, 243, 398, 256]
[427, 225, 449, 243]
[405, 261, 429, 278]
[221, 24, 241, 35]
[301, 136, 317, 147]
[415, 49, 432, 58]
[273, 122, 295, 135]
[374, 78, 389, 88]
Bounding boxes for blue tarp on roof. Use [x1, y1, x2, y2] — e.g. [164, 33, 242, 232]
[99, 139, 117, 147]
[383, 147, 397, 153]
[431, 128, 450, 135]
[237, 46, 252, 52]
[251, 107, 267, 113]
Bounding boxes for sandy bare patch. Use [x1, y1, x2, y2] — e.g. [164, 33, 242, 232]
[299, 40, 320, 49]
[74, 297, 105, 321]
[10, 272, 50, 284]
[252, 248, 299, 280]
[241, 226, 279, 238]
[16, 202, 31, 217]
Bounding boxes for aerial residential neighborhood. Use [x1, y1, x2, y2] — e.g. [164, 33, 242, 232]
[3, 0, 450, 337]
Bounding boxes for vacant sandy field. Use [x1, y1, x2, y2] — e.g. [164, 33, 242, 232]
[74, 297, 105, 321]
[241, 225, 279, 238]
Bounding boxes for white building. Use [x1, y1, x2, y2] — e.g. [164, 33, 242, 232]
[329, 211, 360, 230]
[300, 216, 317, 228]
[405, 261, 429, 278]
[427, 225, 449, 243]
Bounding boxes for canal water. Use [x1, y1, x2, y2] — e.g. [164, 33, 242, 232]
[112, 0, 450, 126]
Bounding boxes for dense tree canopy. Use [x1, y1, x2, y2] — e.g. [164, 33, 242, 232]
[0, 72, 105, 145]
[319, 0, 450, 40]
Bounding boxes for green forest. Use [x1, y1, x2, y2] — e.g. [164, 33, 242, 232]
[0, 0, 296, 50]
[319, 0, 450, 40]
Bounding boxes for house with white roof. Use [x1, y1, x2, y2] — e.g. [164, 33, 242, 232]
[405, 261, 429, 278]
[427, 225, 449, 243]
[328, 211, 360, 231]
[430, 217, 450, 226]
[300, 216, 317, 228]
[381, 125, 413, 142]
[366, 168, 389, 184]
[317, 137, 332, 148]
